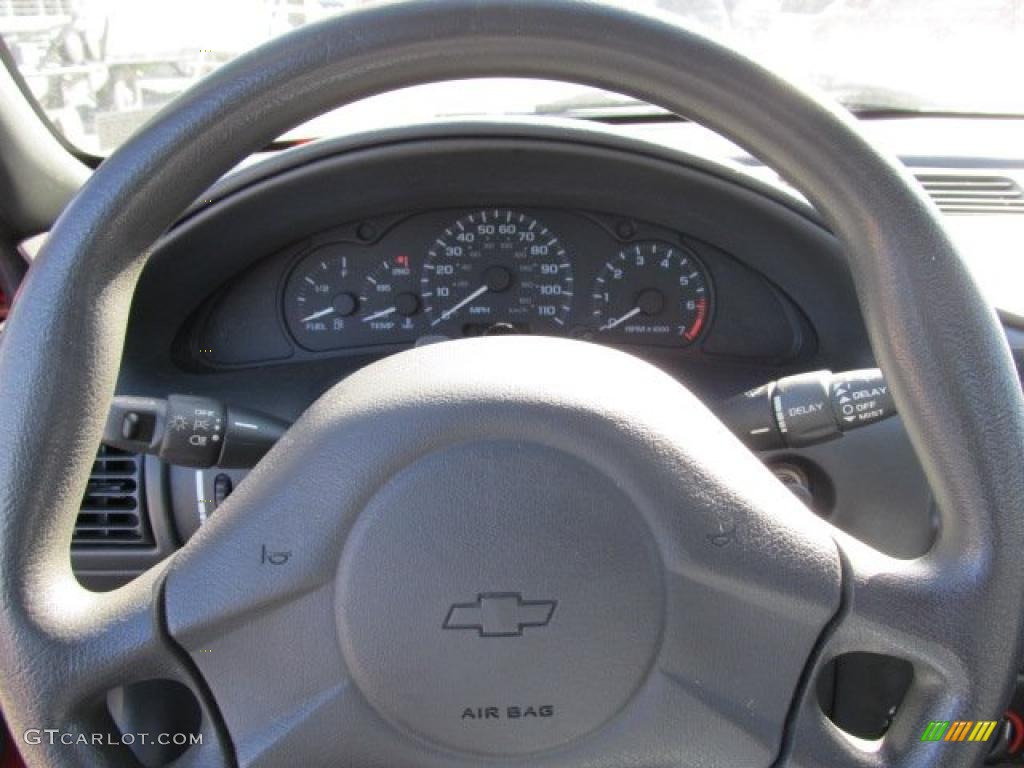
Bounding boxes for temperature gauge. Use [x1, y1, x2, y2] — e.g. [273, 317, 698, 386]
[359, 254, 422, 337]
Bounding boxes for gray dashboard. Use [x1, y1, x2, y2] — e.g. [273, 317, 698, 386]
[78, 120, 940, 586]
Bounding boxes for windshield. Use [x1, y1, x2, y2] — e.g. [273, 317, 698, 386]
[1, 0, 1021, 155]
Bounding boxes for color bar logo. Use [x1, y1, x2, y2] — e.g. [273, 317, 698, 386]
[920, 720, 999, 743]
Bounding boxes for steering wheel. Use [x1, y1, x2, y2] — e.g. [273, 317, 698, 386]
[2, 2, 1023, 767]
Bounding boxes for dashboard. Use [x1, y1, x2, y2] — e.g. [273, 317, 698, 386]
[96, 118, 937, 584]
[71, 120, 1014, 739]
[16, 113, 1016, 759]
[192, 205, 807, 367]
[96, 118, 939, 588]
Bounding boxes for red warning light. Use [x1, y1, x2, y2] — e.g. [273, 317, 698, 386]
[394, 254, 410, 269]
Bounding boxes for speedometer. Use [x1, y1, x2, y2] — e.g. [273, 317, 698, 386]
[421, 209, 574, 335]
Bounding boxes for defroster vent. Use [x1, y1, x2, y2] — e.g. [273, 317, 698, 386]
[915, 174, 1024, 215]
[74, 446, 149, 546]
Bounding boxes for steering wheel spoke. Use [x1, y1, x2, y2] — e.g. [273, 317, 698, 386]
[32, 568, 167, 713]
[786, 527, 1000, 768]
[3, 565, 231, 767]
[831, 533, 965, 665]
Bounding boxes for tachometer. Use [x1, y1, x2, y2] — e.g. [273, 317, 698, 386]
[591, 241, 711, 346]
[421, 209, 574, 334]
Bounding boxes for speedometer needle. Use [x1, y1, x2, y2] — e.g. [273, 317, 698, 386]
[301, 307, 335, 323]
[362, 306, 396, 323]
[600, 306, 642, 331]
[435, 284, 489, 326]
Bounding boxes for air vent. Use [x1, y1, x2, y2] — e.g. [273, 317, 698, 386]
[74, 446, 149, 546]
[915, 174, 1024, 215]
[0, 1, 73, 19]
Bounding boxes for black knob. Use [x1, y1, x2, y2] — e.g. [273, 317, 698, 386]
[213, 473, 234, 508]
[395, 292, 421, 317]
[483, 265, 513, 293]
[333, 292, 359, 317]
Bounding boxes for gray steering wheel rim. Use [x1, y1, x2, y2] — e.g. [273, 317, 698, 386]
[1, 1, 1022, 766]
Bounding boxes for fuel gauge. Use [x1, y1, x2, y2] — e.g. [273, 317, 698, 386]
[283, 246, 361, 351]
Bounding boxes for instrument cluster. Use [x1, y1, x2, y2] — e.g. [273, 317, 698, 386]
[281, 208, 712, 352]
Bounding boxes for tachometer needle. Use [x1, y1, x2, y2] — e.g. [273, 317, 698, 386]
[600, 306, 642, 331]
[301, 307, 335, 323]
[362, 306, 396, 323]
[434, 284, 489, 326]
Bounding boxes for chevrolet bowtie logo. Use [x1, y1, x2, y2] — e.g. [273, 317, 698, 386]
[443, 593, 557, 638]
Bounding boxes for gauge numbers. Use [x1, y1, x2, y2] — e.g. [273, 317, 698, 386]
[281, 218, 713, 353]
[421, 209, 574, 335]
[592, 241, 711, 347]
[359, 254, 422, 335]
[283, 247, 361, 351]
